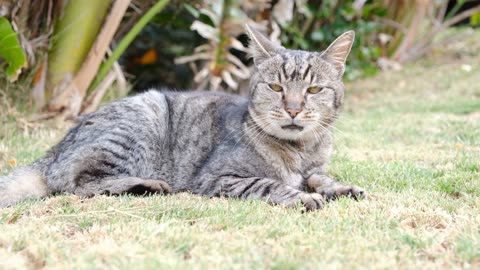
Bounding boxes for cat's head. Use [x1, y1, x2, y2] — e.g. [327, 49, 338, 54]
[246, 25, 354, 141]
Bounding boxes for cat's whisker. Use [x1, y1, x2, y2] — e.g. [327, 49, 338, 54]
[224, 116, 267, 142]
[316, 120, 349, 142]
[311, 128, 323, 144]
[252, 118, 280, 145]
[248, 118, 272, 143]
[232, 118, 266, 150]
[316, 120, 345, 136]
[331, 115, 360, 126]
[311, 125, 333, 143]
[251, 126, 269, 146]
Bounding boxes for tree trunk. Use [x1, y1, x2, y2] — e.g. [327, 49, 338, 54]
[47, 0, 131, 118]
[46, 0, 111, 106]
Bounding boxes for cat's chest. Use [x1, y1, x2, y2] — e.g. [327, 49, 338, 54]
[261, 145, 315, 188]
[276, 155, 309, 188]
[282, 171, 304, 188]
[262, 137, 334, 189]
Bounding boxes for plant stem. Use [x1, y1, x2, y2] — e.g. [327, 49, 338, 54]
[90, 0, 172, 91]
[212, 0, 231, 77]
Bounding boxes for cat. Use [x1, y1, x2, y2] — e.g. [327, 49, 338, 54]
[0, 26, 365, 210]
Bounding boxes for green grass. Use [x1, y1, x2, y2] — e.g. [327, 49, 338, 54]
[1, 33, 480, 269]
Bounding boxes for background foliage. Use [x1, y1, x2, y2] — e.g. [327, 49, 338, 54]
[0, 0, 479, 117]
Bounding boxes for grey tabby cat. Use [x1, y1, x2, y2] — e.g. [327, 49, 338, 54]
[0, 26, 365, 210]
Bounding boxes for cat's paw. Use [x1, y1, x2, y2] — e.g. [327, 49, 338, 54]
[298, 193, 325, 211]
[316, 185, 366, 201]
[127, 179, 173, 195]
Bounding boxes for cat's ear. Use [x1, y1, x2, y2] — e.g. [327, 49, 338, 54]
[245, 24, 282, 65]
[321, 30, 355, 76]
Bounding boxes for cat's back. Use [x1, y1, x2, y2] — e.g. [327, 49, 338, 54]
[162, 90, 248, 116]
[72, 89, 247, 146]
[81, 89, 247, 128]
[90, 89, 249, 158]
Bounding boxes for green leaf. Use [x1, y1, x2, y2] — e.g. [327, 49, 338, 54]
[184, 3, 200, 18]
[0, 17, 27, 82]
[470, 13, 480, 26]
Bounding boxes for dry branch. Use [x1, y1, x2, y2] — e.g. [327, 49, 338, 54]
[81, 70, 117, 114]
[390, 2, 480, 63]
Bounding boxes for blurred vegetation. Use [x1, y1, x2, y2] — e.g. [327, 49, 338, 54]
[0, 0, 479, 118]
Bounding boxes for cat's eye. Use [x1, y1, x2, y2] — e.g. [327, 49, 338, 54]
[269, 84, 283, 92]
[307, 86, 323, 94]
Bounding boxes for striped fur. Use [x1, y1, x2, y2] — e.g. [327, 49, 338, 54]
[0, 29, 364, 210]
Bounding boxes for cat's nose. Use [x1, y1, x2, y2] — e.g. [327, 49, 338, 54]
[284, 98, 304, 119]
[286, 108, 301, 119]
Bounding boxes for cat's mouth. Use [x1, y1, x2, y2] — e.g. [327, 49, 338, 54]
[281, 124, 304, 131]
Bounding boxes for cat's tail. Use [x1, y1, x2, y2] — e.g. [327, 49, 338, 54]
[0, 165, 50, 208]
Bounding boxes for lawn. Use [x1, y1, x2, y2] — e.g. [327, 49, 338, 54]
[1, 32, 479, 269]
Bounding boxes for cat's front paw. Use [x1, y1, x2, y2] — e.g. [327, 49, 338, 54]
[316, 185, 366, 201]
[306, 174, 366, 201]
[298, 193, 326, 211]
[126, 179, 173, 195]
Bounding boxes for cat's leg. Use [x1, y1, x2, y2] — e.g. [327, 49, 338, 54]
[74, 177, 172, 197]
[215, 176, 325, 211]
[306, 174, 366, 201]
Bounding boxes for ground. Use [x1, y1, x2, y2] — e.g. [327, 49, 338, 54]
[0, 30, 479, 269]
